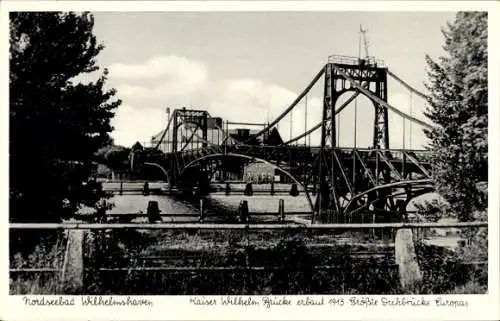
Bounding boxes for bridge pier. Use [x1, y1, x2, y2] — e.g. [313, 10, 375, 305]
[239, 200, 249, 223]
[315, 182, 335, 223]
[195, 175, 211, 197]
[60, 230, 84, 293]
[143, 182, 150, 196]
[278, 199, 285, 222]
[147, 201, 162, 223]
[244, 183, 253, 196]
[199, 199, 205, 222]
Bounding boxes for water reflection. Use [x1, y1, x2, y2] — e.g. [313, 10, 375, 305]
[106, 194, 197, 215]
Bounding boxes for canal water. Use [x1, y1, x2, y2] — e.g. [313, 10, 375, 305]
[81, 181, 314, 217]
[92, 191, 438, 216]
[105, 194, 198, 215]
[83, 181, 440, 219]
[85, 194, 313, 224]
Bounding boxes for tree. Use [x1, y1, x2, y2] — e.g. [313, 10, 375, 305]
[96, 144, 131, 172]
[424, 12, 487, 221]
[9, 12, 121, 223]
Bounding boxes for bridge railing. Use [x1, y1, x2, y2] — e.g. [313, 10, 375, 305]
[328, 54, 386, 68]
[9, 221, 487, 230]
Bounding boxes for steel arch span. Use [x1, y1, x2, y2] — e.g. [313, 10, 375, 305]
[136, 121, 435, 224]
[173, 149, 434, 223]
[132, 55, 440, 224]
[178, 152, 316, 213]
[139, 147, 435, 223]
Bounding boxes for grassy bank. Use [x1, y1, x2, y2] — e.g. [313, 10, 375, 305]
[77, 226, 486, 295]
[9, 231, 67, 294]
[414, 227, 488, 294]
[83, 229, 400, 295]
[9, 207, 487, 295]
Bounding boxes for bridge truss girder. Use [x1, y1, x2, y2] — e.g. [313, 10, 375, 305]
[149, 143, 434, 223]
[321, 62, 389, 150]
[320, 62, 391, 222]
[171, 108, 209, 153]
[133, 56, 432, 224]
[168, 108, 210, 186]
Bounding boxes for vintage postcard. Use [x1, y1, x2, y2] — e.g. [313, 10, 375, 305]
[1, 1, 499, 320]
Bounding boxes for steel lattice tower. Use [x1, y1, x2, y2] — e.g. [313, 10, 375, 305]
[318, 57, 389, 222]
[321, 58, 389, 149]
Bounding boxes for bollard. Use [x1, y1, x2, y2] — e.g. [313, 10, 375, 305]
[397, 200, 408, 223]
[182, 189, 194, 198]
[147, 201, 161, 223]
[244, 183, 253, 196]
[270, 181, 275, 196]
[225, 182, 231, 196]
[196, 179, 209, 197]
[278, 199, 285, 222]
[199, 198, 205, 222]
[239, 200, 249, 223]
[289, 183, 299, 196]
[143, 182, 150, 196]
[96, 182, 103, 193]
[95, 206, 107, 223]
[119, 181, 123, 195]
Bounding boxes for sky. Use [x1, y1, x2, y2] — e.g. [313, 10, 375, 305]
[91, 11, 457, 149]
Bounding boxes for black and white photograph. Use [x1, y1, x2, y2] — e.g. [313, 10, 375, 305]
[5, 2, 494, 307]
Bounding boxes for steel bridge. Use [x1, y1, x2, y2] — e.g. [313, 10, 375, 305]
[131, 55, 435, 223]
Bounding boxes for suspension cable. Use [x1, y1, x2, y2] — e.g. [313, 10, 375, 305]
[332, 64, 432, 129]
[282, 90, 363, 145]
[282, 79, 371, 146]
[402, 107, 406, 150]
[410, 91, 413, 149]
[304, 95, 308, 146]
[243, 66, 326, 143]
[387, 70, 428, 100]
[153, 67, 428, 154]
[180, 124, 200, 152]
[151, 110, 174, 151]
[184, 126, 221, 152]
